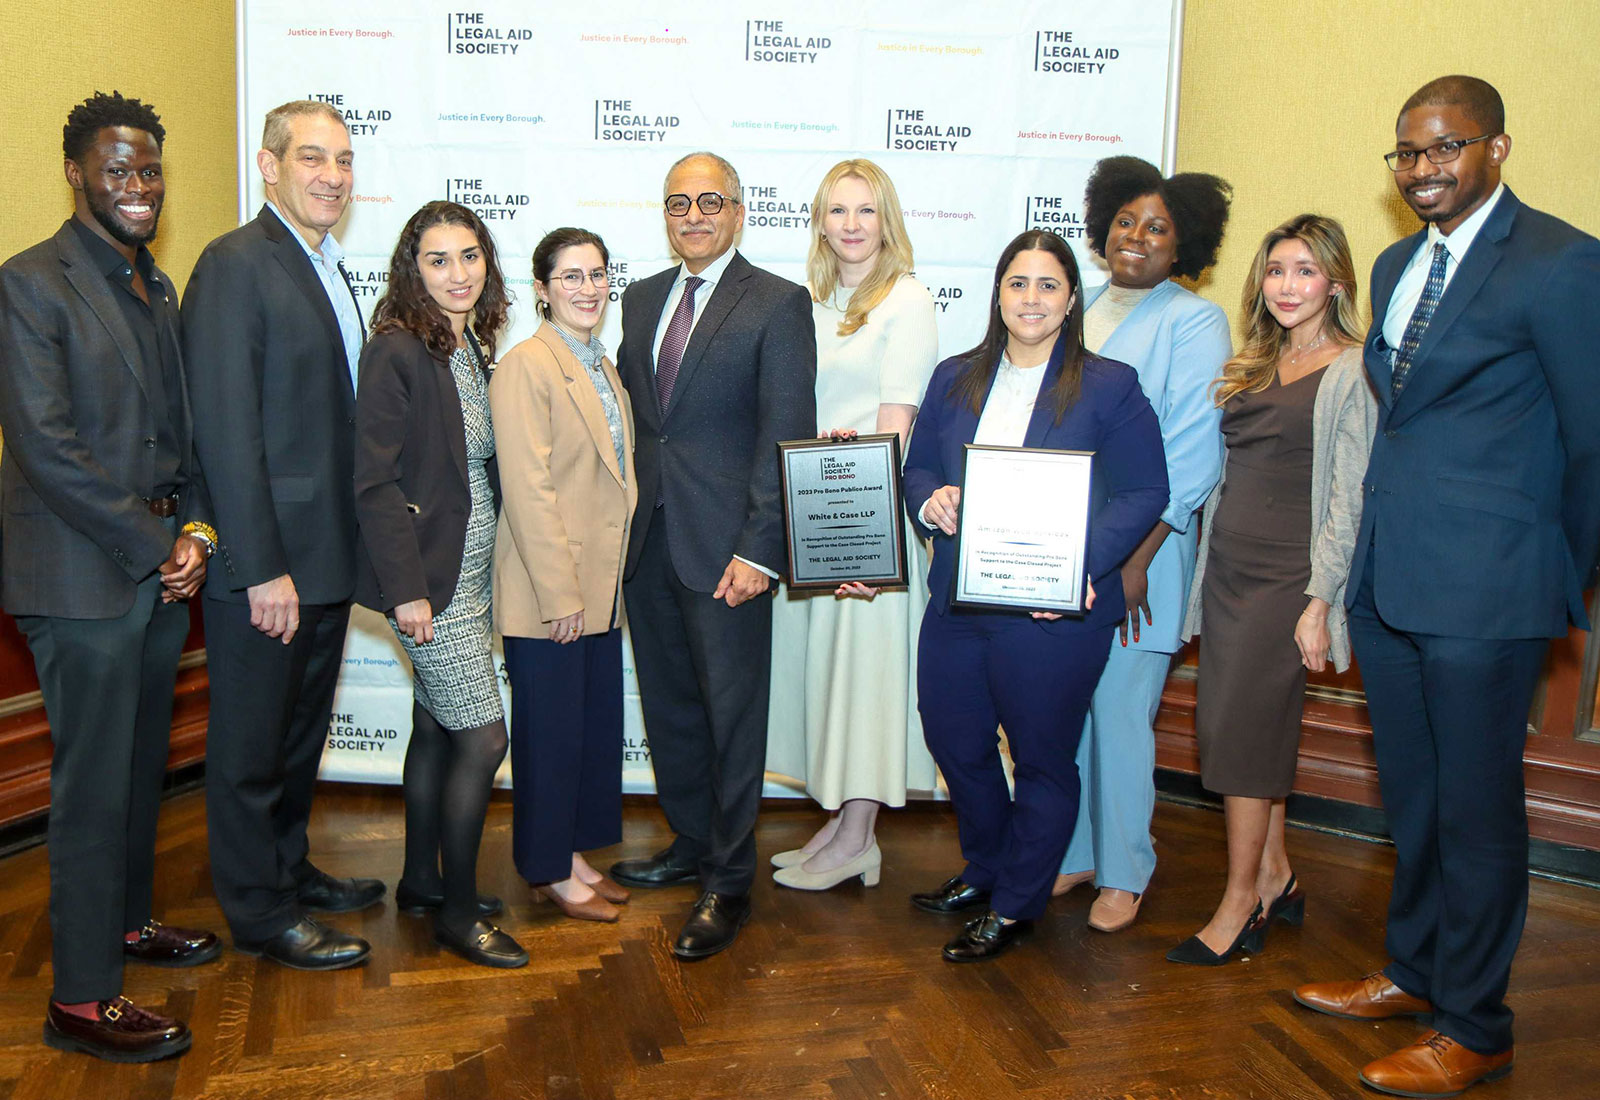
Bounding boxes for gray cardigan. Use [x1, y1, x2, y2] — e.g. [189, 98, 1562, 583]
[1181, 345, 1378, 672]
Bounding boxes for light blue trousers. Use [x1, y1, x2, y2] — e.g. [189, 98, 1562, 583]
[1058, 643, 1171, 893]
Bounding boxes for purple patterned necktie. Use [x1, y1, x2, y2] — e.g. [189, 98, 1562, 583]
[655, 275, 704, 413]
[1390, 243, 1448, 399]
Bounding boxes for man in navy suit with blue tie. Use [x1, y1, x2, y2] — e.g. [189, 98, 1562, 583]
[1293, 76, 1600, 1098]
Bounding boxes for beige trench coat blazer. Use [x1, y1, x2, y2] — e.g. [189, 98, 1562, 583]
[490, 322, 637, 637]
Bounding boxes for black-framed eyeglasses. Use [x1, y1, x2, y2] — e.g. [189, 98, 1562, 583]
[665, 191, 737, 216]
[1384, 134, 1495, 171]
[553, 268, 609, 290]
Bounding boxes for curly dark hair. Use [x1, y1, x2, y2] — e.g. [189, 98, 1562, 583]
[63, 91, 165, 161]
[1083, 156, 1231, 281]
[371, 201, 511, 364]
[950, 230, 1087, 425]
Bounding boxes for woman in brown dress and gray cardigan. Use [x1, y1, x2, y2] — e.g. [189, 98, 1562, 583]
[1172, 215, 1377, 965]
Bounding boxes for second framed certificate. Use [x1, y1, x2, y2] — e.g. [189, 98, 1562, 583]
[952, 444, 1093, 614]
[778, 434, 908, 589]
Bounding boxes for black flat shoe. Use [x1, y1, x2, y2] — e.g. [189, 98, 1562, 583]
[1166, 902, 1266, 966]
[611, 847, 700, 889]
[1263, 874, 1306, 926]
[911, 875, 992, 914]
[296, 868, 386, 913]
[394, 882, 503, 918]
[942, 911, 1033, 962]
[236, 917, 371, 971]
[672, 892, 751, 959]
[433, 920, 528, 969]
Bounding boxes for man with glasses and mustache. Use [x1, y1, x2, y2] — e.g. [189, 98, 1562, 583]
[611, 151, 816, 958]
[1292, 75, 1600, 1098]
[0, 91, 218, 1061]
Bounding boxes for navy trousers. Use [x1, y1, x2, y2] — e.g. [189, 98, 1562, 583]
[917, 609, 1112, 920]
[504, 630, 624, 883]
[1348, 551, 1546, 1054]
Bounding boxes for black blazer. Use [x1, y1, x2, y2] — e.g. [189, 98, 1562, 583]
[1352, 188, 1600, 639]
[617, 251, 817, 590]
[181, 205, 363, 605]
[0, 221, 208, 618]
[353, 328, 500, 613]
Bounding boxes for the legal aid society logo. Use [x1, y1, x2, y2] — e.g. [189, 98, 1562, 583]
[884, 108, 973, 153]
[445, 11, 533, 55]
[1033, 30, 1122, 74]
[743, 182, 810, 229]
[443, 177, 531, 222]
[343, 264, 389, 301]
[593, 99, 682, 143]
[1023, 196, 1087, 239]
[744, 19, 833, 64]
[305, 91, 390, 137]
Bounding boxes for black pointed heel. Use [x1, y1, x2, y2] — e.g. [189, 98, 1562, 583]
[1166, 902, 1266, 966]
[1264, 874, 1306, 927]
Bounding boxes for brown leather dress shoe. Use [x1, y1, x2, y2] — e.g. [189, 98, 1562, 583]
[533, 885, 621, 923]
[588, 875, 631, 905]
[1359, 1031, 1513, 1097]
[1293, 971, 1433, 1020]
[123, 920, 222, 968]
[43, 997, 191, 1062]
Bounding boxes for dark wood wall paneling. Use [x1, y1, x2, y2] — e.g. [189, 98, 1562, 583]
[0, 607, 1597, 850]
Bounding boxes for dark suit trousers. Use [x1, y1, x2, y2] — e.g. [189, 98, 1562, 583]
[917, 610, 1111, 921]
[203, 596, 351, 941]
[623, 513, 772, 895]
[17, 565, 190, 1001]
[1348, 548, 1545, 1054]
[504, 630, 624, 883]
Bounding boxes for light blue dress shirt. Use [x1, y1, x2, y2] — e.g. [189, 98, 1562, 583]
[267, 201, 365, 390]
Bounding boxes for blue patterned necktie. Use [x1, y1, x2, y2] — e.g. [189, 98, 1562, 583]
[1390, 243, 1449, 399]
[654, 275, 704, 414]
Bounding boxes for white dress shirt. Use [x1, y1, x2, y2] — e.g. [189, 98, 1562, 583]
[1380, 182, 1506, 349]
[651, 246, 739, 366]
[921, 355, 1047, 526]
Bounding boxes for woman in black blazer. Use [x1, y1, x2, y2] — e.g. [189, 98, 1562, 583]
[354, 200, 523, 968]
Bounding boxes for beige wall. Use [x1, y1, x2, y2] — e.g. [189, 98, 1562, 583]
[1178, 0, 1600, 327]
[2, 3, 1597, 315]
[0, 3, 237, 293]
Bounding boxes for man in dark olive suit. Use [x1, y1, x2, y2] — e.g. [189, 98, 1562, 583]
[1294, 76, 1600, 1099]
[182, 99, 382, 971]
[611, 151, 817, 958]
[0, 91, 218, 1062]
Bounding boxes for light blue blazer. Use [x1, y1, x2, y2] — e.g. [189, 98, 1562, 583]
[1085, 279, 1230, 654]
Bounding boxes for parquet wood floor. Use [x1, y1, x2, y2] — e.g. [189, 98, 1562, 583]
[0, 788, 1595, 1100]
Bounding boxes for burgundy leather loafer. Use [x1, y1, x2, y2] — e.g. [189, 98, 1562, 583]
[43, 997, 191, 1062]
[123, 920, 222, 968]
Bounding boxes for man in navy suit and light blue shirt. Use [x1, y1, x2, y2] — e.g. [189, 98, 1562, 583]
[183, 100, 383, 972]
[1293, 76, 1600, 1099]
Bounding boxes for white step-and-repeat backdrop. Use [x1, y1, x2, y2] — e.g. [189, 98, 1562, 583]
[235, 0, 1185, 790]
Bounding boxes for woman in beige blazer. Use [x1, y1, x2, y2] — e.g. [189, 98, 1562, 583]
[490, 227, 638, 923]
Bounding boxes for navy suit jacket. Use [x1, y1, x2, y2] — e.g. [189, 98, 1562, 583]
[1351, 187, 1600, 639]
[181, 206, 363, 606]
[903, 344, 1169, 633]
[617, 251, 817, 590]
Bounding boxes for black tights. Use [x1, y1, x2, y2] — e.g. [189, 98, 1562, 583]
[399, 702, 508, 932]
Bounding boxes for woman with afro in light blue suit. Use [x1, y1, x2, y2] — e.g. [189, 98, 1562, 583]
[1052, 156, 1232, 932]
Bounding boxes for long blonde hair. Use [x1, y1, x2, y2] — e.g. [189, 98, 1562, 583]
[1214, 214, 1363, 406]
[806, 159, 915, 337]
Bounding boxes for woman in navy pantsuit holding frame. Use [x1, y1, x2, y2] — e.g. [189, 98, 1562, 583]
[903, 230, 1169, 962]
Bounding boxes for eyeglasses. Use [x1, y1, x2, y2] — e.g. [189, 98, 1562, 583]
[665, 192, 738, 216]
[1384, 134, 1495, 171]
[553, 268, 609, 290]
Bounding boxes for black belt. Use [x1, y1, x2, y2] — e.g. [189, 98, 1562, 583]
[144, 495, 179, 517]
